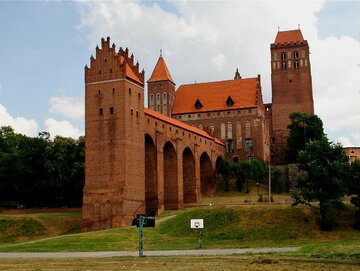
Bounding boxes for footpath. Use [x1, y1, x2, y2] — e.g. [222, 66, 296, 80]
[0, 247, 300, 258]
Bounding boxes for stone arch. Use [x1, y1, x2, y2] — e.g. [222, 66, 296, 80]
[145, 134, 158, 216]
[163, 141, 178, 209]
[183, 147, 196, 203]
[200, 152, 216, 196]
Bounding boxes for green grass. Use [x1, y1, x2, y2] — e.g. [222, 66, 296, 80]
[0, 212, 82, 244]
[0, 205, 358, 255]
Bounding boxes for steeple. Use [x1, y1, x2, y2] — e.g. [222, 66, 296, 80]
[234, 68, 241, 80]
[147, 54, 176, 117]
[147, 55, 175, 84]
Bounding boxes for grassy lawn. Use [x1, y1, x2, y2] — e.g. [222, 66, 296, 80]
[0, 205, 358, 254]
[0, 201, 359, 270]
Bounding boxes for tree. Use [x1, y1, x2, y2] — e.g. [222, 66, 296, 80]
[348, 160, 360, 229]
[233, 159, 266, 193]
[293, 137, 350, 230]
[217, 159, 234, 192]
[286, 112, 324, 163]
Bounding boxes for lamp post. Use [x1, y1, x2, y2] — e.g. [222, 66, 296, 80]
[268, 149, 271, 205]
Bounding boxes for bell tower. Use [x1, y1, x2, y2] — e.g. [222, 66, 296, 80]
[270, 29, 314, 164]
[82, 37, 146, 231]
[147, 51, 176, 116]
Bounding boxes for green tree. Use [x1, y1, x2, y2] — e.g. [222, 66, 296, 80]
[44, 136, 84, 207]
[286, 112, 324, 163]
[217, 159, 234, 192]
[348, 159, 360, 229]
[234, 159, 266, 193]
[293, 137, 350, 230]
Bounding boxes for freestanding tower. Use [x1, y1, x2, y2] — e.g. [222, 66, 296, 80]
[147, 52, 176, 117]
[270, 29, 314, 164]
[82, 37, 146, 231]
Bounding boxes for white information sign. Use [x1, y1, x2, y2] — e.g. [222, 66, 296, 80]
[190, 219, 204, 229]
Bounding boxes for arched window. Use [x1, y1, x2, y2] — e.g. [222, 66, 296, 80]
[220, 123, 226, 140]
[150, 94, 154, 110]
[227, 122, 232, 139]
[245, 120, 251, 130]
[156, 93, 161, 112]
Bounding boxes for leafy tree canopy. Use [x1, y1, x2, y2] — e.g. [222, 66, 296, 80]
[286, 112, 325, 163]
[293, 136, 350, 230]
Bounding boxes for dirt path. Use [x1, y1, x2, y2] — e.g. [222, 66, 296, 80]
[0, 246, 300, 258]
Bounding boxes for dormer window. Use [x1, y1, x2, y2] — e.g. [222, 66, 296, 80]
[195, 99, 203, 109]
[226, 96, 235, 106]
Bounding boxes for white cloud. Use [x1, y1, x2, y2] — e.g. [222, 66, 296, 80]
[44, 118, 83, 139]
[0, 104, 38, 137]
[77, 0, 360, 146]
[336, 136, 353, 147]
[49, 95, 84, 119]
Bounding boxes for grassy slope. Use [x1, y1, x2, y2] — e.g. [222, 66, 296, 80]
[0, 205, 358, 258]
[0, 212, 81, 244]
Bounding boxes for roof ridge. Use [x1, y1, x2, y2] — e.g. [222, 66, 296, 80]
[178, 77, 258, 87]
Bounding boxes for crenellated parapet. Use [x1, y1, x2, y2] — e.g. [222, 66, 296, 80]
[84, 37, 144, 85]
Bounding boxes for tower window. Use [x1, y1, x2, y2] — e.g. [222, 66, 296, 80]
[98, 89, 101, 95]
[98, 70, 101, 75]
[293, 51, 298, 59]
[110, 68, 112, 74]
[110, 107, 114, 115]
[129, 88, 131, 94]
[99, 108, 103, 116]
[112, 88, 115, 94]
[294, 61, 299, 69]
[281, 52, 286, 60]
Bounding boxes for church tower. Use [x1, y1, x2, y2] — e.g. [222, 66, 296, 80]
[147, 52, 175, 116]
[270, 29, 314, 164]
[82, 37, 146, 231]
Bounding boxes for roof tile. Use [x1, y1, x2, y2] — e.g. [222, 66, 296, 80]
[144, 108, 224, 146]
[172, 78, 259, 114]
[274, 29, 304, 44]
[147, 56, 175, 84]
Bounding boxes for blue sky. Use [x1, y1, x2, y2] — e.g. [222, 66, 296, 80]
[0, 0, 359, 146]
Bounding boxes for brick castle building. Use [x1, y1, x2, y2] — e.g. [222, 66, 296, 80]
[82, 29, 314, 231]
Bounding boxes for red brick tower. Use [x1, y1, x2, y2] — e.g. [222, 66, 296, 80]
[270, 29, 314, 164]
[82, 37, 146, 231]
[147, 51, 175, 116]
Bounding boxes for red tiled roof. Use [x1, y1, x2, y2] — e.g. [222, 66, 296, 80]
[147, 56, 175, 84]
[118, 55, 143, 85]
[144, 108, 224, 146]
[172, 78, 259, 114]
[274, 29, 304, 44]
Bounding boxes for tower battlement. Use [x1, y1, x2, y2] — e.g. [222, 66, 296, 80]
[85, 37, 144, 85]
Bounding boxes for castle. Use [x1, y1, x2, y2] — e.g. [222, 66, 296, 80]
[82, 29, 314, 231]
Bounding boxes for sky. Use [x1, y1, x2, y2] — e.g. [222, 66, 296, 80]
[0, 0, 359, 147]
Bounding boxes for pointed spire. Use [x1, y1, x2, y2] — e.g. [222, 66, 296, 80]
[234, 68, 241, 80]
[147, 54, 175, 84]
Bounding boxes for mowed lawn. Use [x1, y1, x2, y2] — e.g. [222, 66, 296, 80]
[0, 203, 359, 270]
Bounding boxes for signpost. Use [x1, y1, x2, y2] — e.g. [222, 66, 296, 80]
[132, 215, 155, 257]
[190, 219, 204, 248]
